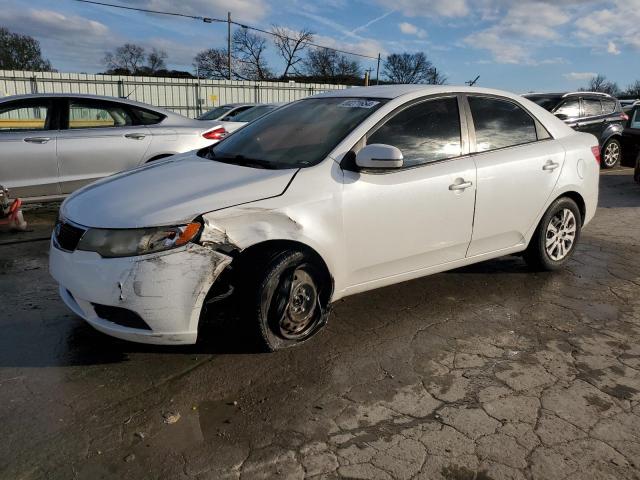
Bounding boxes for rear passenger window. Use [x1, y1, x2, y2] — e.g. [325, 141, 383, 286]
[133, 108, 164, 125]
[554, 99, 580, 117]
[468, 97, 537, 152]
[582, 98, 603, 117]
[602, 100, 617, 114]
[69, 100, 133, 129]
[367, 97, 461, 168]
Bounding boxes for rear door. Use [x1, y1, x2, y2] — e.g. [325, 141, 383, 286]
[56, 98, 151, 194]
[0, 98, 60, 199]
[578, 96, 606, 141]
[467, 95, 566, 257]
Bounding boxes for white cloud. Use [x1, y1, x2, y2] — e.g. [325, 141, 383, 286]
[127, 0, 270, 23]
[607, 41, 621, 55]
[398, 22, 427, 38]
[563, 72, 596, 81]
[380, 0, 469, 18]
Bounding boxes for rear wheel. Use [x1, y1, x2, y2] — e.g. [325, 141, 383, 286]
[240, 249, 329, 351]
[602, 138, 621, 169]
[524, 197, 582, 271]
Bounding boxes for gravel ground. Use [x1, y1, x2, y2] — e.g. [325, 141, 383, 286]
[0, 169, 639, 480]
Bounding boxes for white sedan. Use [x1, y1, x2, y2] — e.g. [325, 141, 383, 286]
[50, 85, 599, 350]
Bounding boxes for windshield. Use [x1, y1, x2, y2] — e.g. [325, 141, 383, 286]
[525, 96, 562, 112]
[206, 97, 386, 169]
[233, 105, 277, 123]
[198, 105, 233, 120]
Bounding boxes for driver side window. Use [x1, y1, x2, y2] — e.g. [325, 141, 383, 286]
[367, 97, 462, 168]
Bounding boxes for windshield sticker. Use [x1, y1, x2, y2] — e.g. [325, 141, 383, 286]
[337, 100, 380, 109]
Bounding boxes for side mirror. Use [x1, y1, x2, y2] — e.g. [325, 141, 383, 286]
[355, 144, 403, 169]
[554, 113, 568, 121]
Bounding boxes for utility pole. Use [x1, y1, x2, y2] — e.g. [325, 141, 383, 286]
[466, 75, 480, 86]
[375, 53, 381, 85]
[364, 68, 372, 86]
[227, 12, 232, 80]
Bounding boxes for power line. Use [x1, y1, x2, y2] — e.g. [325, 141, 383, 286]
[72, 0, 379, 61]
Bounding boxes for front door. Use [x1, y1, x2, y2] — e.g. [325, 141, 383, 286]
[342, 96, 476, 287]
[0, 98, 59, 199]
[466, 95, 566, 256]
[56, 98, 151, 194]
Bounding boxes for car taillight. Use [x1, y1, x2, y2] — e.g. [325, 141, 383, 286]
[202, 127, 227, 140]
[591, 145, 601, 164]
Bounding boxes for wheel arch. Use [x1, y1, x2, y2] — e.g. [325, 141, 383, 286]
[234, 239, 335, 306]
[556, 191, 586, 224]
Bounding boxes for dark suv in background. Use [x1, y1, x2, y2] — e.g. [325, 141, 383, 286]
[524, 92, 628, 168]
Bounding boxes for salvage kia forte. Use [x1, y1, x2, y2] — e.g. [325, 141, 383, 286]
[50, 86, 600, 350]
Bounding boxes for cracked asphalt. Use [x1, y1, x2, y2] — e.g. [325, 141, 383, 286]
[1, 169, 639, 480]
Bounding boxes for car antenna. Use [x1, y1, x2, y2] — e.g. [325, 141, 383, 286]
[125, 85, 139, 99]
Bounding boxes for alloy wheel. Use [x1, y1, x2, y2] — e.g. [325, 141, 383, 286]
[603, 141, 620, 167]
[545, 208, 577, 261]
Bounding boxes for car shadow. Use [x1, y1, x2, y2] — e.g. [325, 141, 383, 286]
[598, 169, 640, 208]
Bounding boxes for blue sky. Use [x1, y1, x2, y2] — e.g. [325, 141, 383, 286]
[1, 0, 639, 93]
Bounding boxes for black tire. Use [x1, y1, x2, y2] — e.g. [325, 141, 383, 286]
[524, 197, 582, 271]
[601, 138, 621, 169]
[240, 249, 329, 352]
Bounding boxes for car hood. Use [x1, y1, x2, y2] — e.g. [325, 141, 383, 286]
[61, 152, 298, 228]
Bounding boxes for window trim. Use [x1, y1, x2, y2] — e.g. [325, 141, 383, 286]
[0, 98, 57, 133]
[343, 93, 471, 174]
[465, 93, 554, 156]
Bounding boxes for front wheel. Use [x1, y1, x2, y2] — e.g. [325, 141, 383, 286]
[524, 197, 582, 271]
[602, 138, 621, 169]
[241, 249, 329, 351]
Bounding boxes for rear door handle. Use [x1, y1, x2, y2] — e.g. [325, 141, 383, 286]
[449, 180, 473, 191]
[124, 133, 146, 140]
[543, 161, 560, 171]
[24, 137, 51, 144]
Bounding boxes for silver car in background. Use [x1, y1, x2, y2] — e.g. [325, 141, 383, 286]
[0, 94, 226, 202]
[217, 103, 284, 134]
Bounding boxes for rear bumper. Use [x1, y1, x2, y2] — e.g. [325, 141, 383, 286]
[49, 239, 232, 345]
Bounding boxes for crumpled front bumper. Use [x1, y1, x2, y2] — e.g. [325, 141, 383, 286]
[49, 238, 232, 345]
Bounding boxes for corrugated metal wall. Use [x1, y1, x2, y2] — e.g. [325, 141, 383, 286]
[0, 70, 350, 118]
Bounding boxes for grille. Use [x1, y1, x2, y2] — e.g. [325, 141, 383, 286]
[92, 304, 152, 330]
[54, 221, 86, 252]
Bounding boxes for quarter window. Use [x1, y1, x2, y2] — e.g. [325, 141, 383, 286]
[582, 98, 603, 117]
[133, 108, 164, 125]
[602, 99, 617, 114]
[0, 101, 51, 132]
[68, 100, 133, 129]
[367, 97, 462, 167]
[554, 99, 580, 117]
[468, 97, 537, 152]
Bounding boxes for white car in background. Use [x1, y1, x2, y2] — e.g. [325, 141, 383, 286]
[0, 94, 226, 202]
[218, 103, 285, 134]
[50, 85, 599, 351]
[197, 103, 256, 122]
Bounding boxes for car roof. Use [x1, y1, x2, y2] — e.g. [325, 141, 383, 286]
[524, 91, 615, 99]
[0, 93, 191, 121]
[311, 84, 567, 100]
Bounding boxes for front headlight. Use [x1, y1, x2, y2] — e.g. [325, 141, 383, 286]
[77, 222, 201, 258]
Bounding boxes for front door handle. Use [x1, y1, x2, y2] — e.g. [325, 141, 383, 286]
[543, 161, 560, 171]
[449, 180, 473, 191]
[124, 133, 146, 140]
[24, 137, 51, 144]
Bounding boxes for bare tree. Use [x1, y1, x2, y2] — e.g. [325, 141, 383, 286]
[383, 53, 445, 84]
[0, 27, 53, 71]
[583, 74, 620, 96]
[271, 26, 313, 78]
[304, 48, 361, 81]
[147, 48, 168, 73]
[193, 48, 235, 79]
[103, 43, 146, 74]
[624, 80, 640, 98]
[232, 28, 272, 80]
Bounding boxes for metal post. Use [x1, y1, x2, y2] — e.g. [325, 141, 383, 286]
[29, 76, 38, 94]
[227, 12, 232, 80]
[364, 70, 370, 86]
[375, 53, 381, 85]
